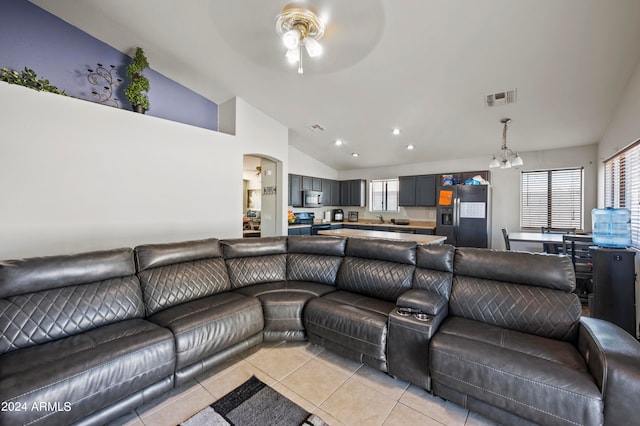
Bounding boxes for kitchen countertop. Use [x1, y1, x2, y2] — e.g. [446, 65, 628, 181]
[288, 220, 437, 230]
[318, 228, 446, 245]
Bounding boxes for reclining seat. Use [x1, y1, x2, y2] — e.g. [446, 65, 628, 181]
[430, 248, 603, 426]
[0, 249, 175, 426]
[135, 239, 264, 386]
[304, 238, 417, 371]
[222, 236, 340, 342]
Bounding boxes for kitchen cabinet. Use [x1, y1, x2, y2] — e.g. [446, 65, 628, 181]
[302, 176, 313, 191]
[321, 179, 332, 206]
[312, 177, 322, 191]
[399, 174, 436, 206]
[398, 176, 416, 206]
[340, 179, 366, 206]
[289, 174, 302, 207]
[302, 176, 322, 191]
[331, 180, 341, 206]
[288, 226, 311, 235]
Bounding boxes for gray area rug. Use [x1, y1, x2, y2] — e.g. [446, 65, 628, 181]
[180, 376, 328, 426]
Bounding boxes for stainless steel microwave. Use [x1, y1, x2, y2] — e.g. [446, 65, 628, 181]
[303, 190, 323, 208]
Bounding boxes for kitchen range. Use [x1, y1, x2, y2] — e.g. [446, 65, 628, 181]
[289, 212, 331, 235]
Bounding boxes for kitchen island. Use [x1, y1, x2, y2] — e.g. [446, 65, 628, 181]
[318, 228, 446, 244]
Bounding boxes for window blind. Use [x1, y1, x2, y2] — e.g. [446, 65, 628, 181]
[521, 168, 583, 230]
[604, 140, 640, 248]
[370, 179, 399, 212]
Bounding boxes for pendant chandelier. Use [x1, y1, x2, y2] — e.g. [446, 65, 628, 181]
[489, 118, 523, 169]
[275, 3, 325, 74]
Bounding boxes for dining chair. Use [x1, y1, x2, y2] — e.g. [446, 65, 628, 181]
[561, 234, 594, 304]
[541, 227, 576, 254]
[501, 228, 511, 250]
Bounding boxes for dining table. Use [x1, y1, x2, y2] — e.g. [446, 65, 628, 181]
[508, 232, 566, 244]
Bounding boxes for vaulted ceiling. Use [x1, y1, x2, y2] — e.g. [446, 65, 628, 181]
[33, 0, 640, 170]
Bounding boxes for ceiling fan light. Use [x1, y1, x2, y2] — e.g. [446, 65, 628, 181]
[489, 156, 500, 168]
[282, 29, 301, 49]
[304, 37, 323, 57]
[286, 47, 300, 64]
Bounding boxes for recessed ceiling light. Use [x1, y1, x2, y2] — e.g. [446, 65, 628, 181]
[392, 128, 401, 136]
[406, 144, 415, 150]
[351, 152, 359, 157]
[334, 139, 343, 146]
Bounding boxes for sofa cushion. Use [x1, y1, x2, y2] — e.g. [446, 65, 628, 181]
[0, 248, 135, 298]
[222, 237, 288, 288]
[287, 235, 346, 256]
[0, 318, 175, 426]
[450, 275, 581, 341]
[337, 257, 414, 301]
[412, 244, 455, 299]
[430, 317, 603, 426]
[287, 253, 343, 285]
[135, 238, 223, 271]
[148, 292, 263, 371]
[345, 237, 417, 265]
[304, 291, 395, 370]
[454, 247, 576, 291]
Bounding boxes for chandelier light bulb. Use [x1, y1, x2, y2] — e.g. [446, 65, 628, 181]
[489, 118, 523, 169]
[282, 29, 301, 49]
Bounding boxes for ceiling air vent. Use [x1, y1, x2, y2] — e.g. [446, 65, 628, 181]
[307, 123, 325, 132]
[485, 89, 517, 107]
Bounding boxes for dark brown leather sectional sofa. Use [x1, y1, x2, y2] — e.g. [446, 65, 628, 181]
[1, 236, 639, 425]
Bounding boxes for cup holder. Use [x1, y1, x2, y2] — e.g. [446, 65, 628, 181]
[413, 313, 431, 322]
[396, 308, 412, 316]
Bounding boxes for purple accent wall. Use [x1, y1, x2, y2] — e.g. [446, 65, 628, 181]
[0, 0, 217, 131]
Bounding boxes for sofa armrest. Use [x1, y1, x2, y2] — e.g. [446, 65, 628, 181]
[578, 317, 640, 425]
[396, 289, 447, 316]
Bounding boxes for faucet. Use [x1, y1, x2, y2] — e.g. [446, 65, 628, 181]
[376, 214, 384, 223]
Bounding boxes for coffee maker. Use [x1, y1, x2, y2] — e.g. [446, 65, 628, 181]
[332, 209, 344, 222]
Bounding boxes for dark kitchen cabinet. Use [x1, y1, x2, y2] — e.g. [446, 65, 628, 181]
[312, 177, 322, 191]
[416, 175, 436, 206]
[399, 174, 436, 206]
[331, 180, 341, 206]
[340, 180, 350, 206]
[321, 179, 332, 206]
[349, 179, 366, 206]
[302, 176, 313, 191]
[289, 174, 302, 207]
[399, 176, 417, 206]
[340, 179, 366, 206]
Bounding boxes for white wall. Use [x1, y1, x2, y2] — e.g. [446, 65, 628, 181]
[338, 145, 598, 250]
[0, 83, 288, 258]
[597, 60, 640, 338]
[288, 145, 339, 179]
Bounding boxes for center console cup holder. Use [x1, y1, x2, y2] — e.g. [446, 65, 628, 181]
[396, 308, 431, 322]
[413, 313, 431, 322]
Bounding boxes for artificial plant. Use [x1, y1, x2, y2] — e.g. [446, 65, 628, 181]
[0, 67, 66, 95]
[124, 47, 150, 112]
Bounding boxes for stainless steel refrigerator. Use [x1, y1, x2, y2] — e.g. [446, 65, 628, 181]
[436, 185, 491, 248]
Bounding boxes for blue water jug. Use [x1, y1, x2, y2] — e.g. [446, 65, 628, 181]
[592, 207, 632, 248]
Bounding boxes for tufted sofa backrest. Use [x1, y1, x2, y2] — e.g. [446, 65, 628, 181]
[412, 244, 456, 299]
[221, 237, 287, 289]
[286, 236, 346, 285]
[0, 248, 144, 354]
[451, 248, 581, 342]
[135, 239, 230, 315]
[337, 238, 417, 302]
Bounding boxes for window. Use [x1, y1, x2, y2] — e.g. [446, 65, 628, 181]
[369, 179, 399, 212]
[604, 140, 640, 248]
[521, 168, 584, 230]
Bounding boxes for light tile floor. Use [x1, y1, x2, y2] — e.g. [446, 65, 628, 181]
[110, 342, 496, 426]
